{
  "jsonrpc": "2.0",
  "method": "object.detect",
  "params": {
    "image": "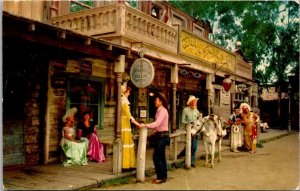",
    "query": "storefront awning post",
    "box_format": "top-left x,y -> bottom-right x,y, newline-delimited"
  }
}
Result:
206,73 -> 214,115
171,63 -> 178,133
113,55 -> 125,174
